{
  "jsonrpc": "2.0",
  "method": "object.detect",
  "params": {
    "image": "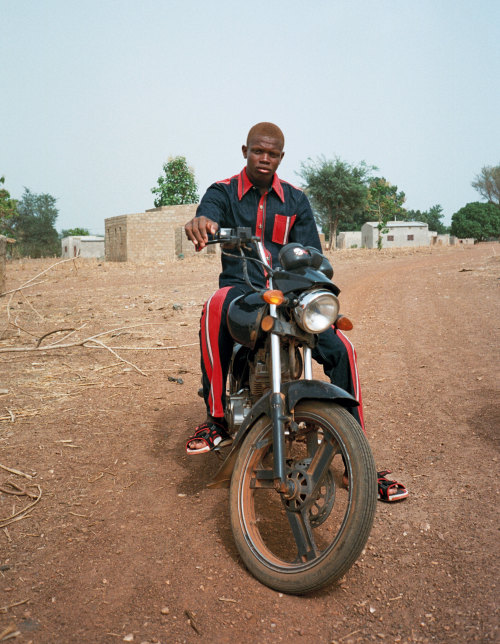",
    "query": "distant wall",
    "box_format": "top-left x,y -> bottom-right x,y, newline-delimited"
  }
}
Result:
337,231 -> 362,249
61,236 -> 104,258
104,205 -> 218,262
